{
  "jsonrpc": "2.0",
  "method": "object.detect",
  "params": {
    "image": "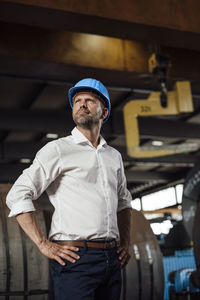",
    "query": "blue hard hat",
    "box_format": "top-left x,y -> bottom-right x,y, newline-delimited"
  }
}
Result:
68,78 -> 111,123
